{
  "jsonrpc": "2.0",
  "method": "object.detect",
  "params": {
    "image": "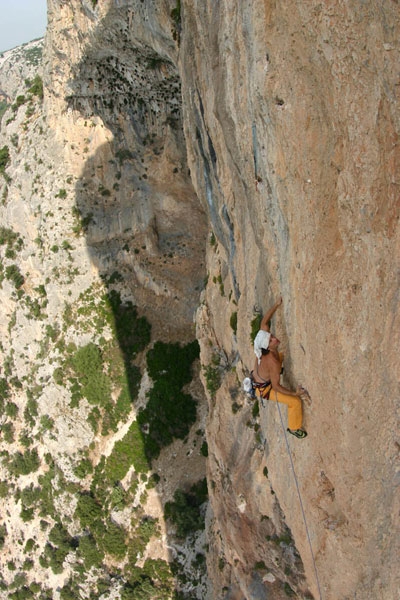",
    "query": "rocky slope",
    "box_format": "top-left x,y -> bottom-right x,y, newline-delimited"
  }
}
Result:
0,4 -> 209,599
0,1 -> 399,600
